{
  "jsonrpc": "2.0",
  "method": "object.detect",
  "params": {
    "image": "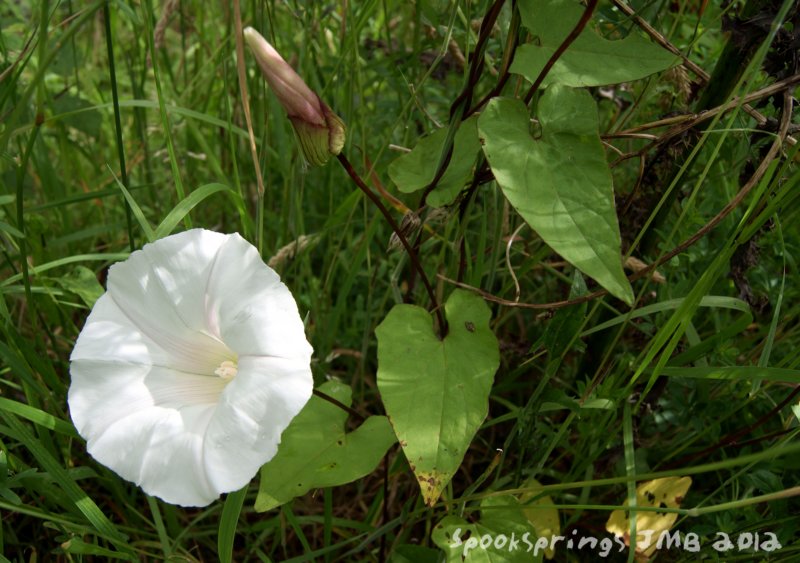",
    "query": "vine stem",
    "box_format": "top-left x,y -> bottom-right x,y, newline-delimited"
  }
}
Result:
420,0 -> 508,206
337,153 -> 447,337
312,389 -> 365,421
667,384 -> 800,469
523,0 -> 599,105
